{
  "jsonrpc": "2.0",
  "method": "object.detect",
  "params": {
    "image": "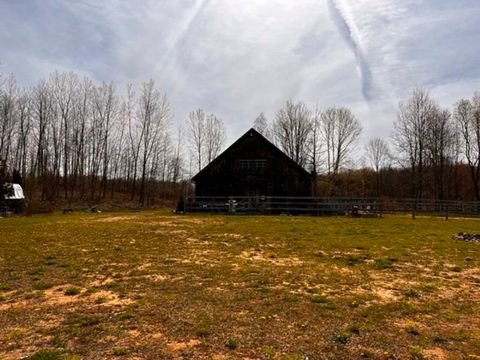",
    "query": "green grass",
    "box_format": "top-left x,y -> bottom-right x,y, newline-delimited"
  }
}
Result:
64,286 -> 81,296
28,350 -> 62,360
226,338 -> 238,350
1,211 -> 480,359
112,348 -> 128,356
